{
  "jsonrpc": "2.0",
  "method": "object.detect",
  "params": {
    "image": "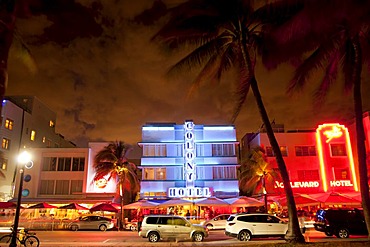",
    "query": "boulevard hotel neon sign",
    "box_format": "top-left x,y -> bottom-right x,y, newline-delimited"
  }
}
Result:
274,123 -> 358,192
316,123 -> 358,192
168,121 -> 211,198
